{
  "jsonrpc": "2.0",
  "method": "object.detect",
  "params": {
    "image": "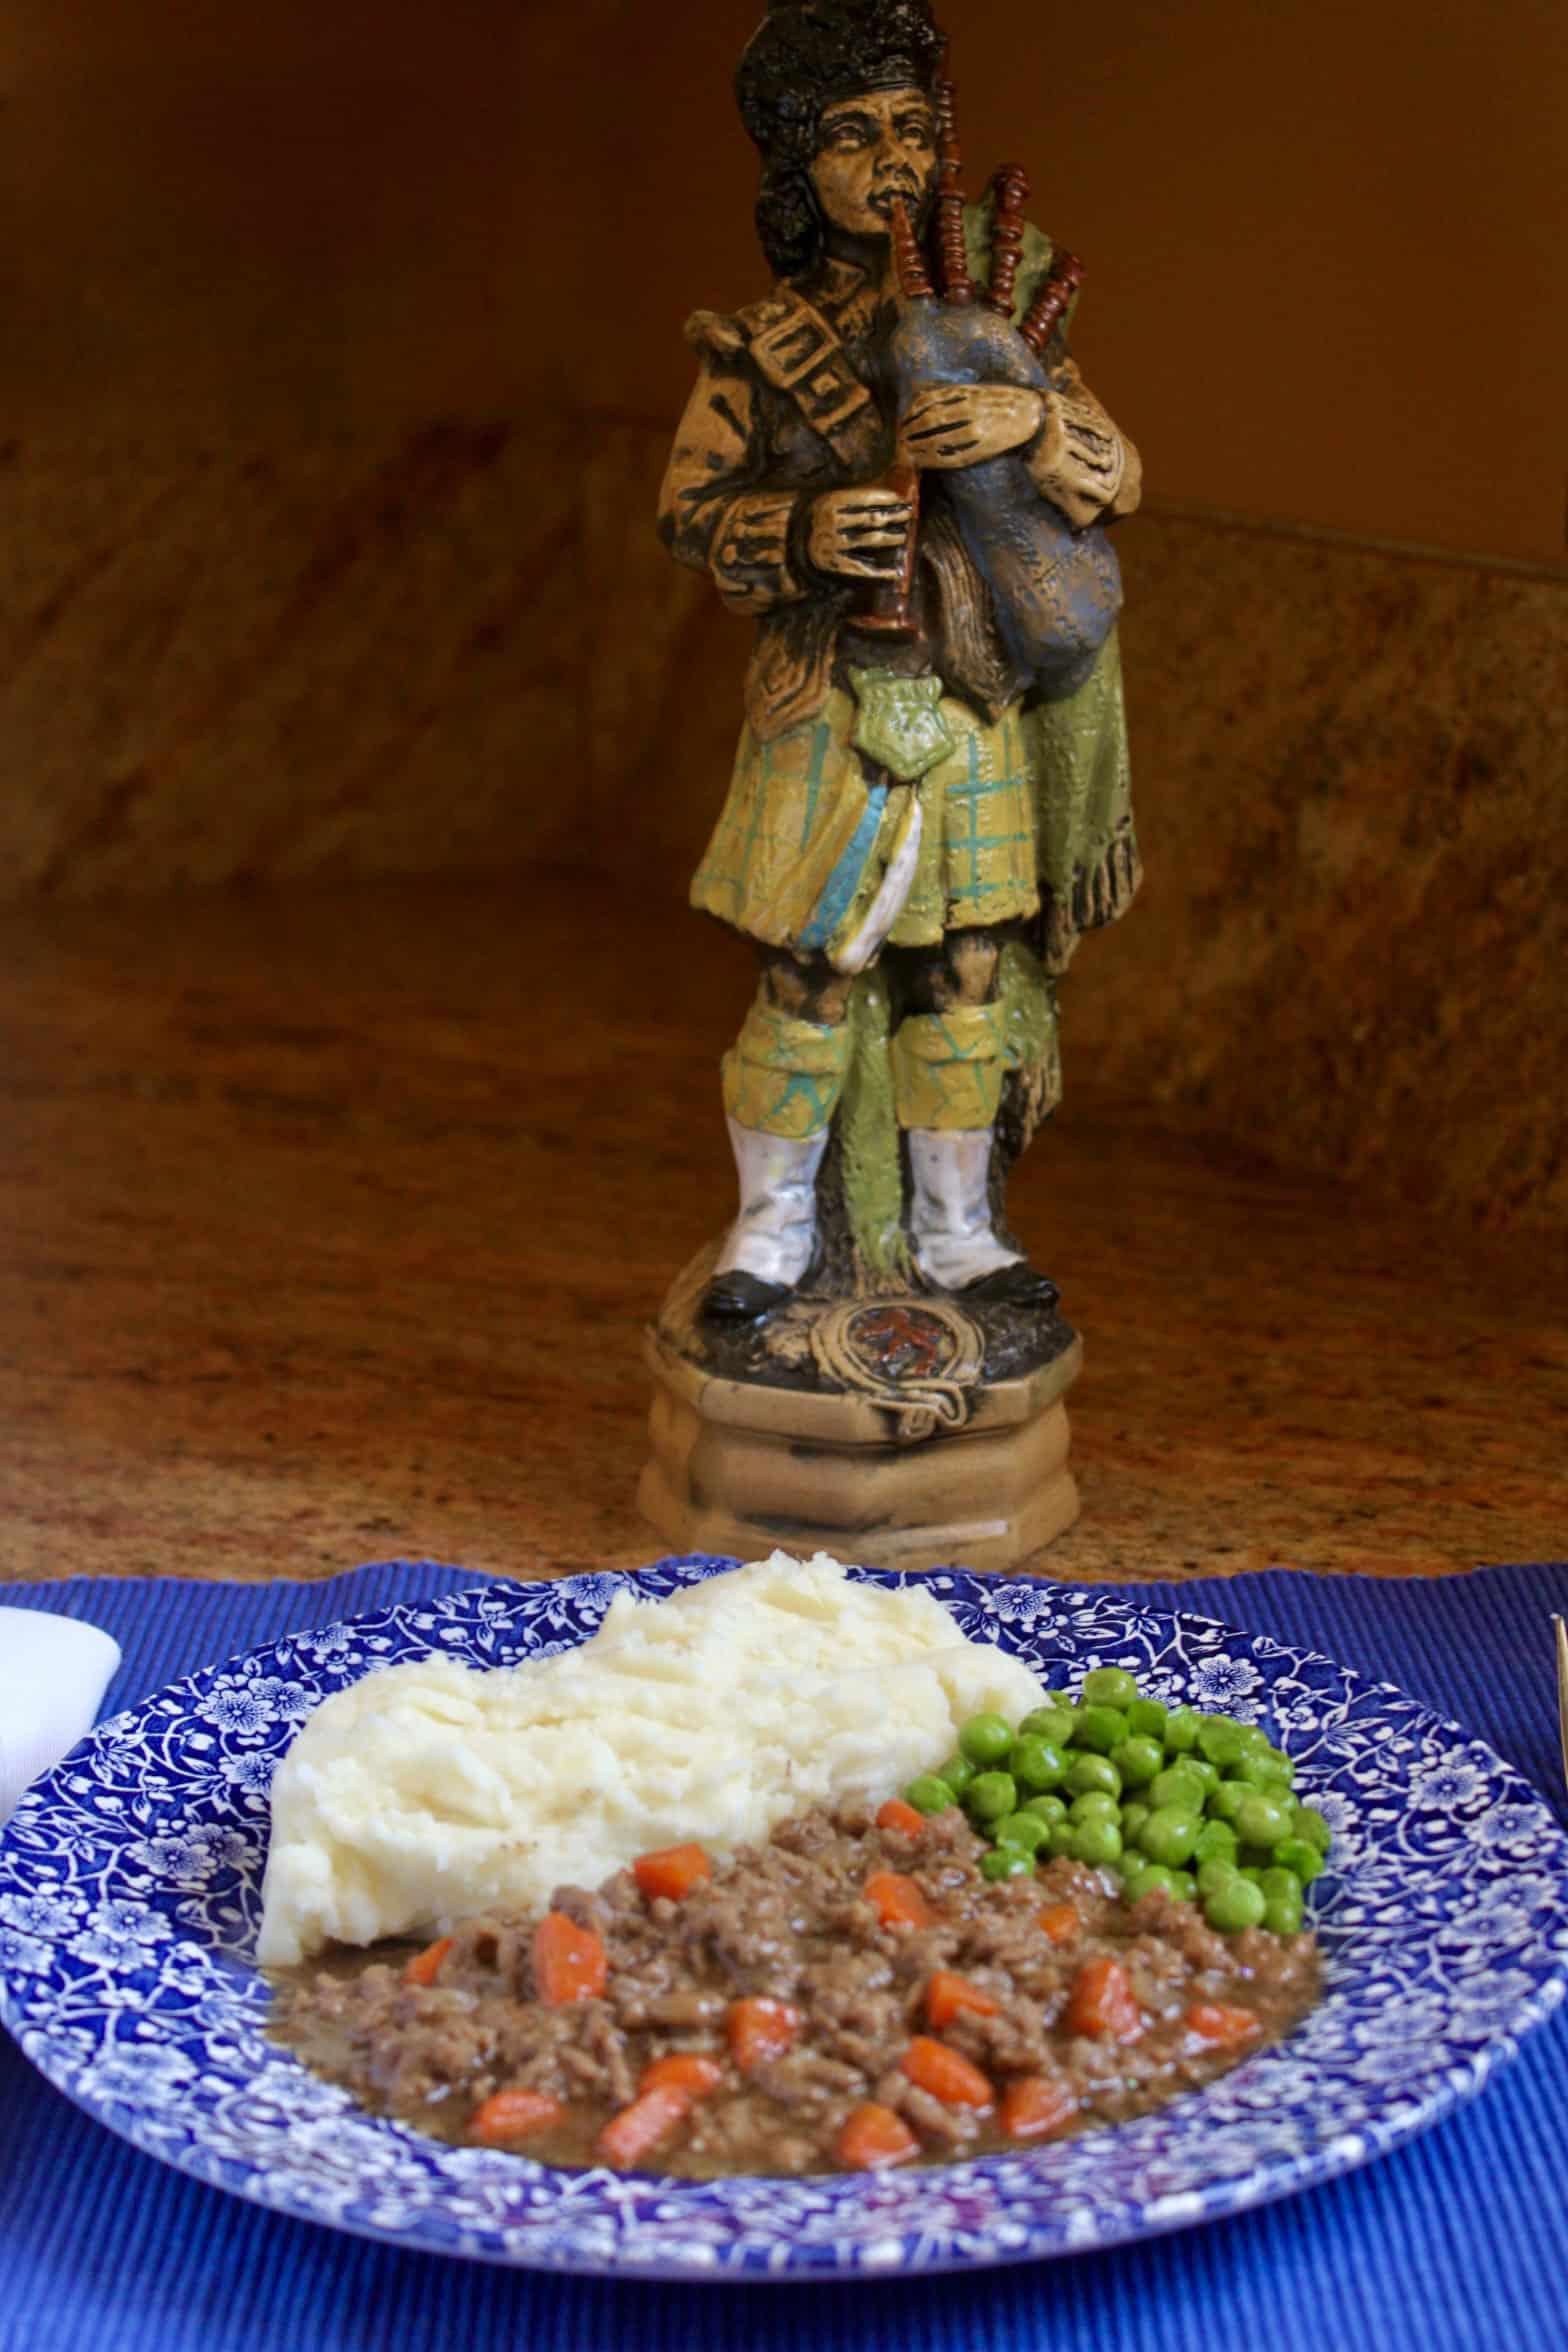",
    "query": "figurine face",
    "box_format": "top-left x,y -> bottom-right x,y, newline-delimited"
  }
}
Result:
811,87 -> 937,241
